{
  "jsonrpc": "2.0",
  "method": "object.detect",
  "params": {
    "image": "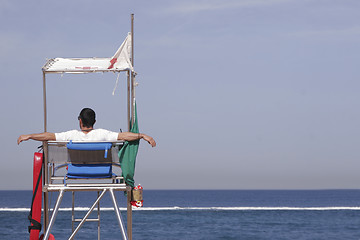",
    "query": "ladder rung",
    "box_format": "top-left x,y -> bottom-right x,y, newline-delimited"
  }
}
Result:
73,218 -> 100,222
